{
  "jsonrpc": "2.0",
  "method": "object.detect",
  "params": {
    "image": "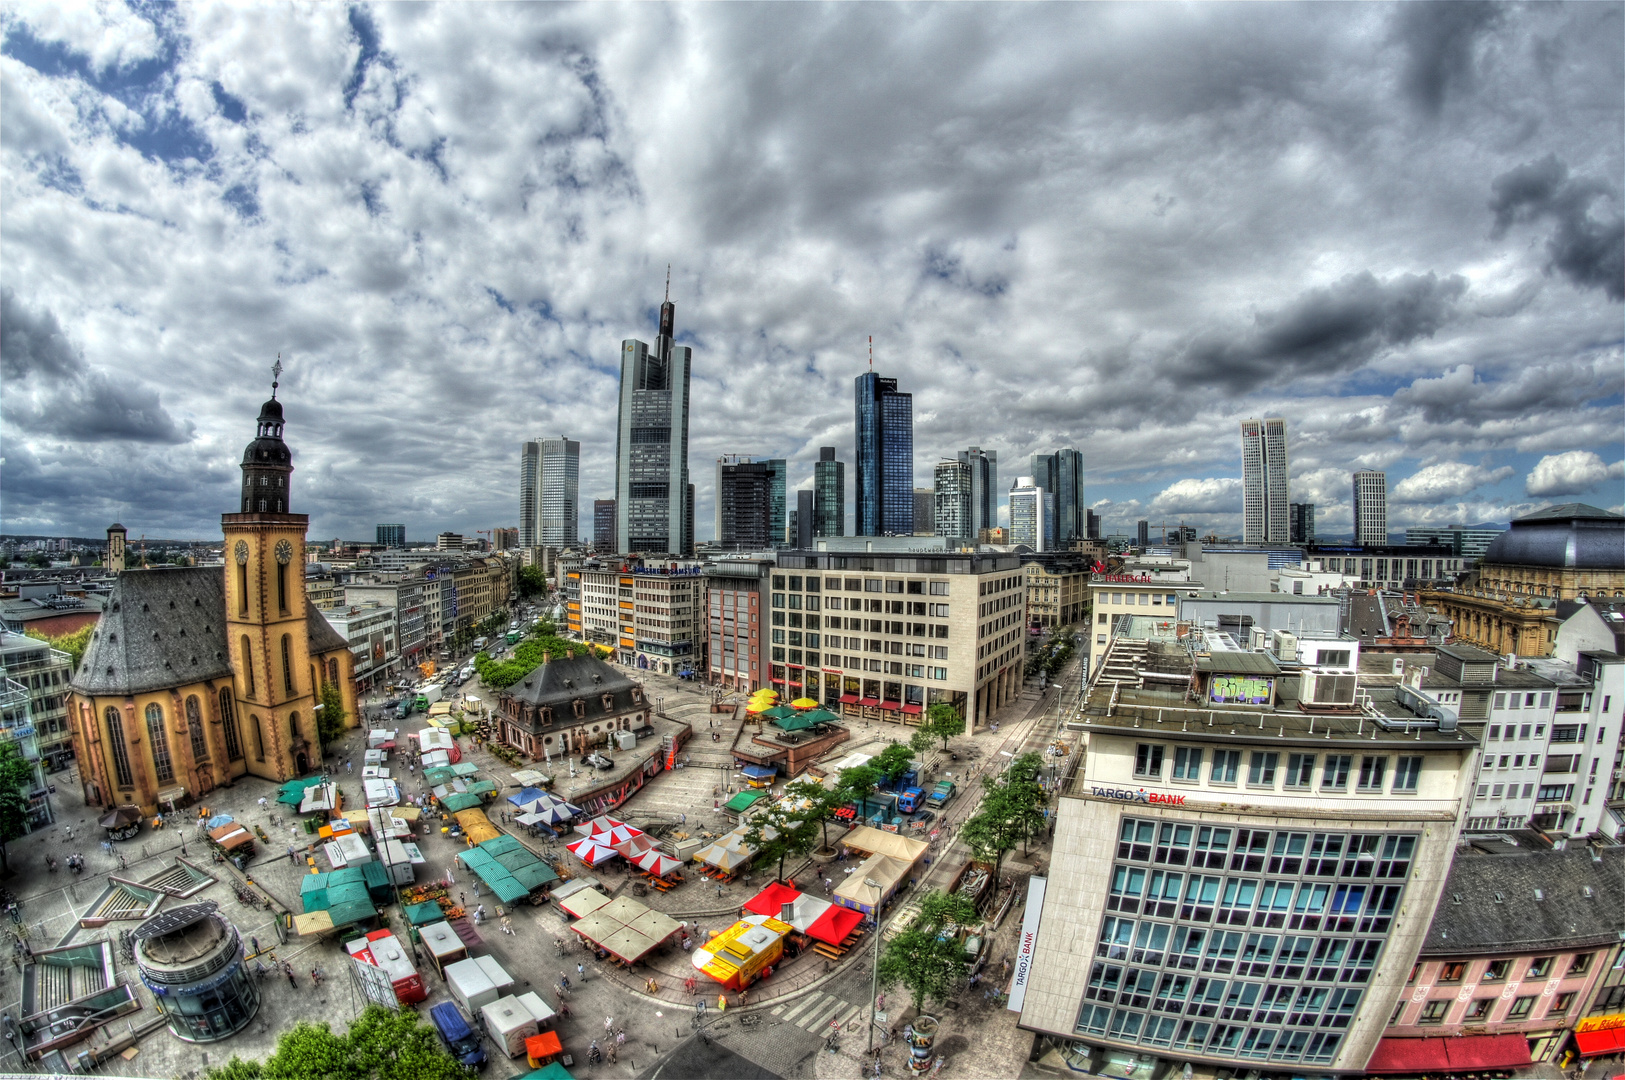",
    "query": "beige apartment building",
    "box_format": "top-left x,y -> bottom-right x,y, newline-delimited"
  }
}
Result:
576,559 -> 704,675
1086,563 -> 1205,677
1021,553 -> 1092,630
769,550 -> 1026,728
